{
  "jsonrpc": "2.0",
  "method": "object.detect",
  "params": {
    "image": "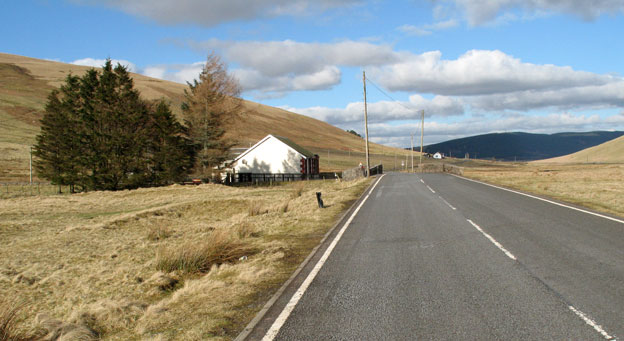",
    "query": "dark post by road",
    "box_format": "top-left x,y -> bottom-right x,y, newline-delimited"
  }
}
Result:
316,192 -> 324,208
